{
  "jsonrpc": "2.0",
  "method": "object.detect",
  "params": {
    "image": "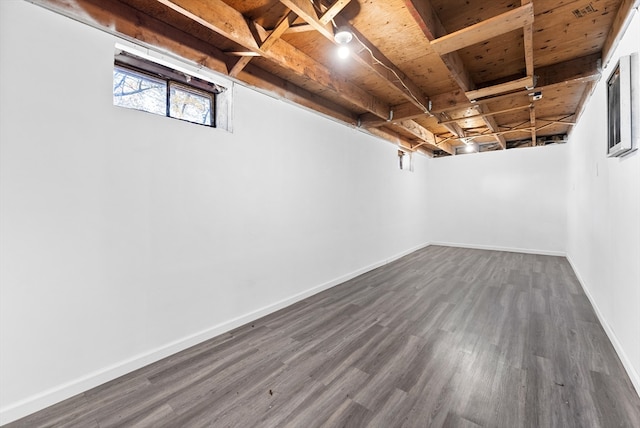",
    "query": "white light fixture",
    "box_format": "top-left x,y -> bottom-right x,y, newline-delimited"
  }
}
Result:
334,26 -> 353,44
464,144 -> 475,153
337,45 -> 350,59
